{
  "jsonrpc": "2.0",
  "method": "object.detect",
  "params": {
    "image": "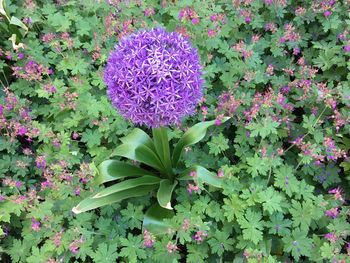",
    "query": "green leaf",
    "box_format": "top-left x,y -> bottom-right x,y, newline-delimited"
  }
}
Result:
208,231 -> 234,256
120,128 -> 155,151
282,228 -> 313,261
258,187 -> 283,214
178,165 -> 223,188
9,16 -> 28,34
143,204 -> 174,235
237,209 -> 264,245
265,213 -> 292,236
95,160 -> 152,185
247,117 -> 279,139
207,133 -> 229,156
72,184 -> 157,214
120,235 -> 147,263
91,244 -> 118,263
0,0 -> 10,20
157,179 -> 178,209
246,155 -> 270,177
114,143 -> 165,173
152,127 -> 173,176
172,117 -> 230,166
93,176 -> 161,198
